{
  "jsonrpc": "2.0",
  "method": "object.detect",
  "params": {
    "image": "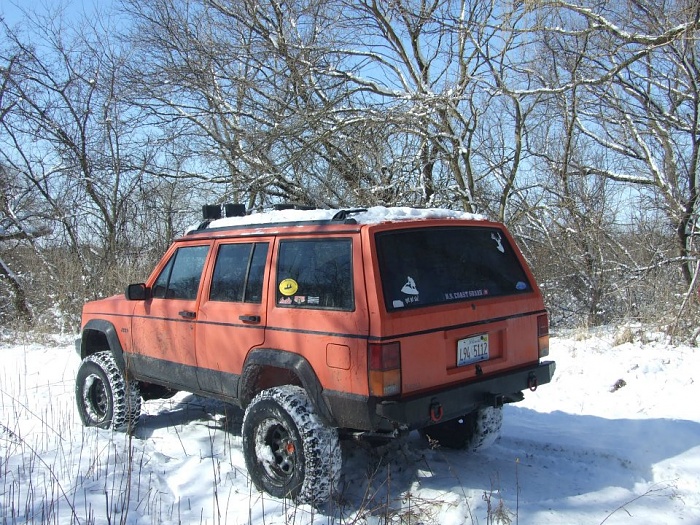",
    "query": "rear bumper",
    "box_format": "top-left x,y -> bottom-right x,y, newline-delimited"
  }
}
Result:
324,360 -> 556,432
377,360 -> 556,430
